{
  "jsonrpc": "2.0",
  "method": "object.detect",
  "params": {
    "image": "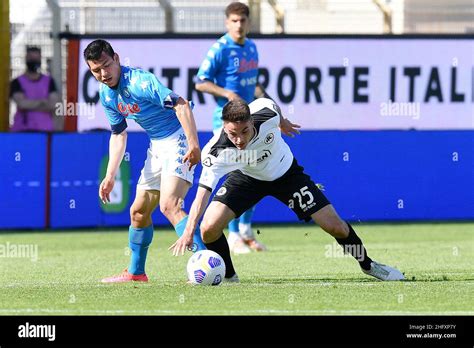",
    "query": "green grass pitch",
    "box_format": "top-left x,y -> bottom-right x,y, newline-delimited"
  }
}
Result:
0,223 -> 472,315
